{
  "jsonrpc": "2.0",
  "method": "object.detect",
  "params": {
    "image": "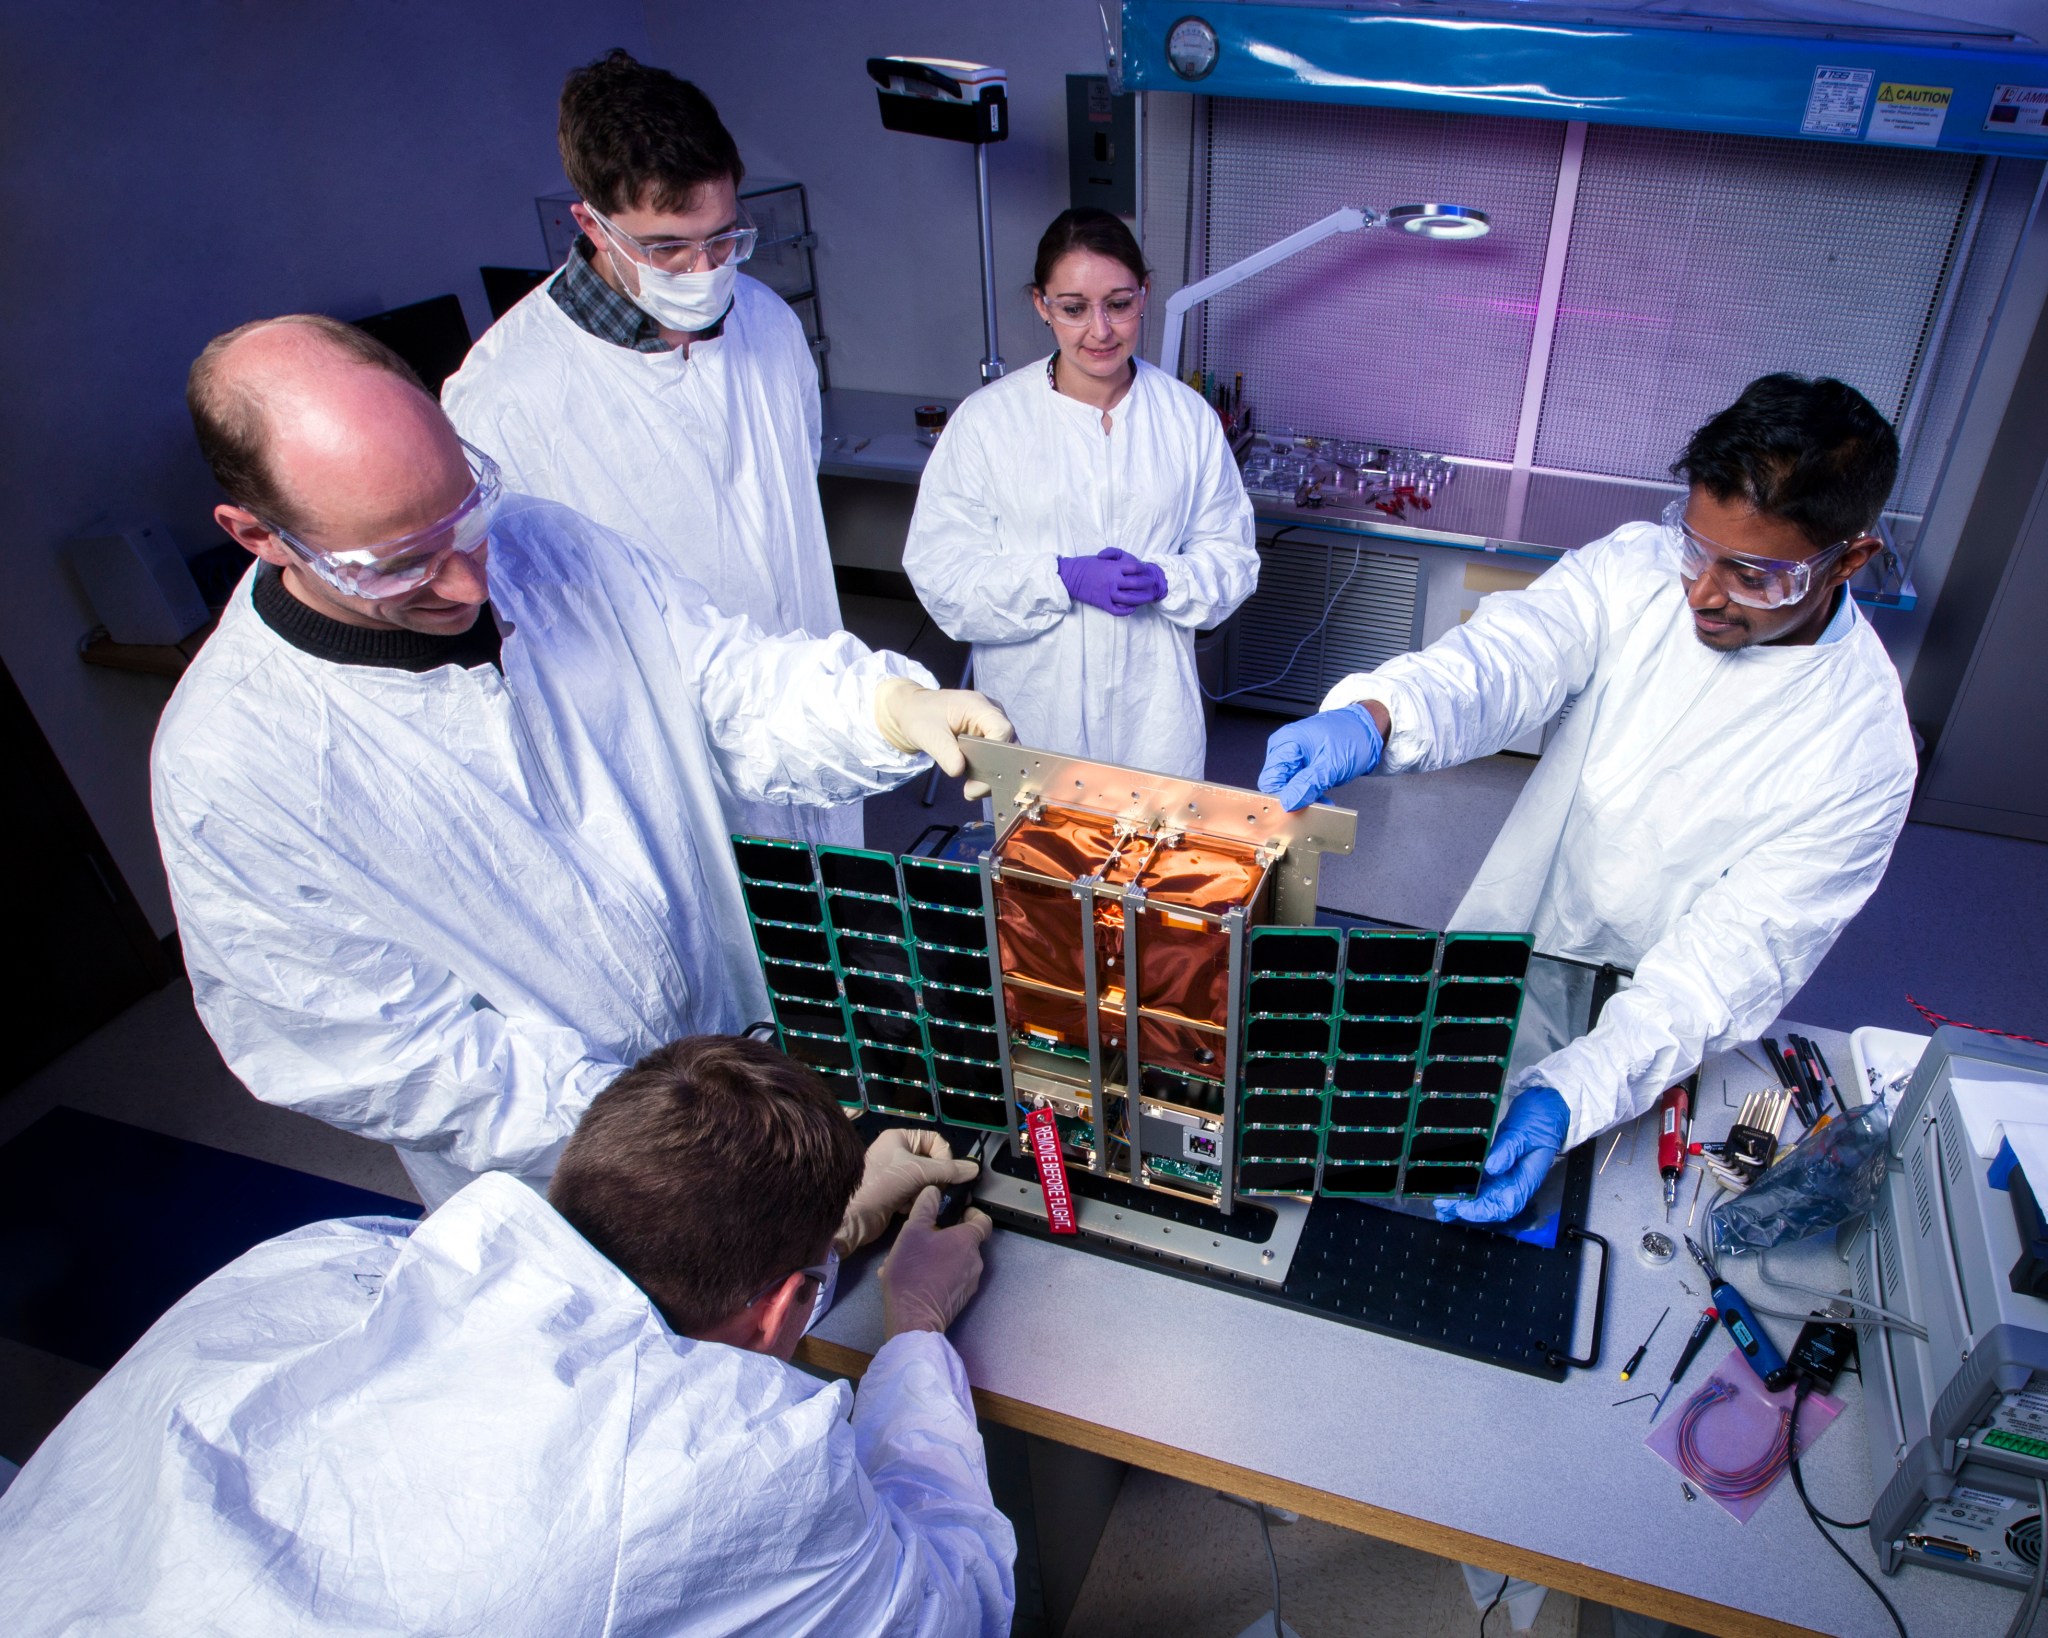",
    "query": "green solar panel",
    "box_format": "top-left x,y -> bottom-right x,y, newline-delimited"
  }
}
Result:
732,837 -> 1007,1131
733,835 -> 1533,1197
